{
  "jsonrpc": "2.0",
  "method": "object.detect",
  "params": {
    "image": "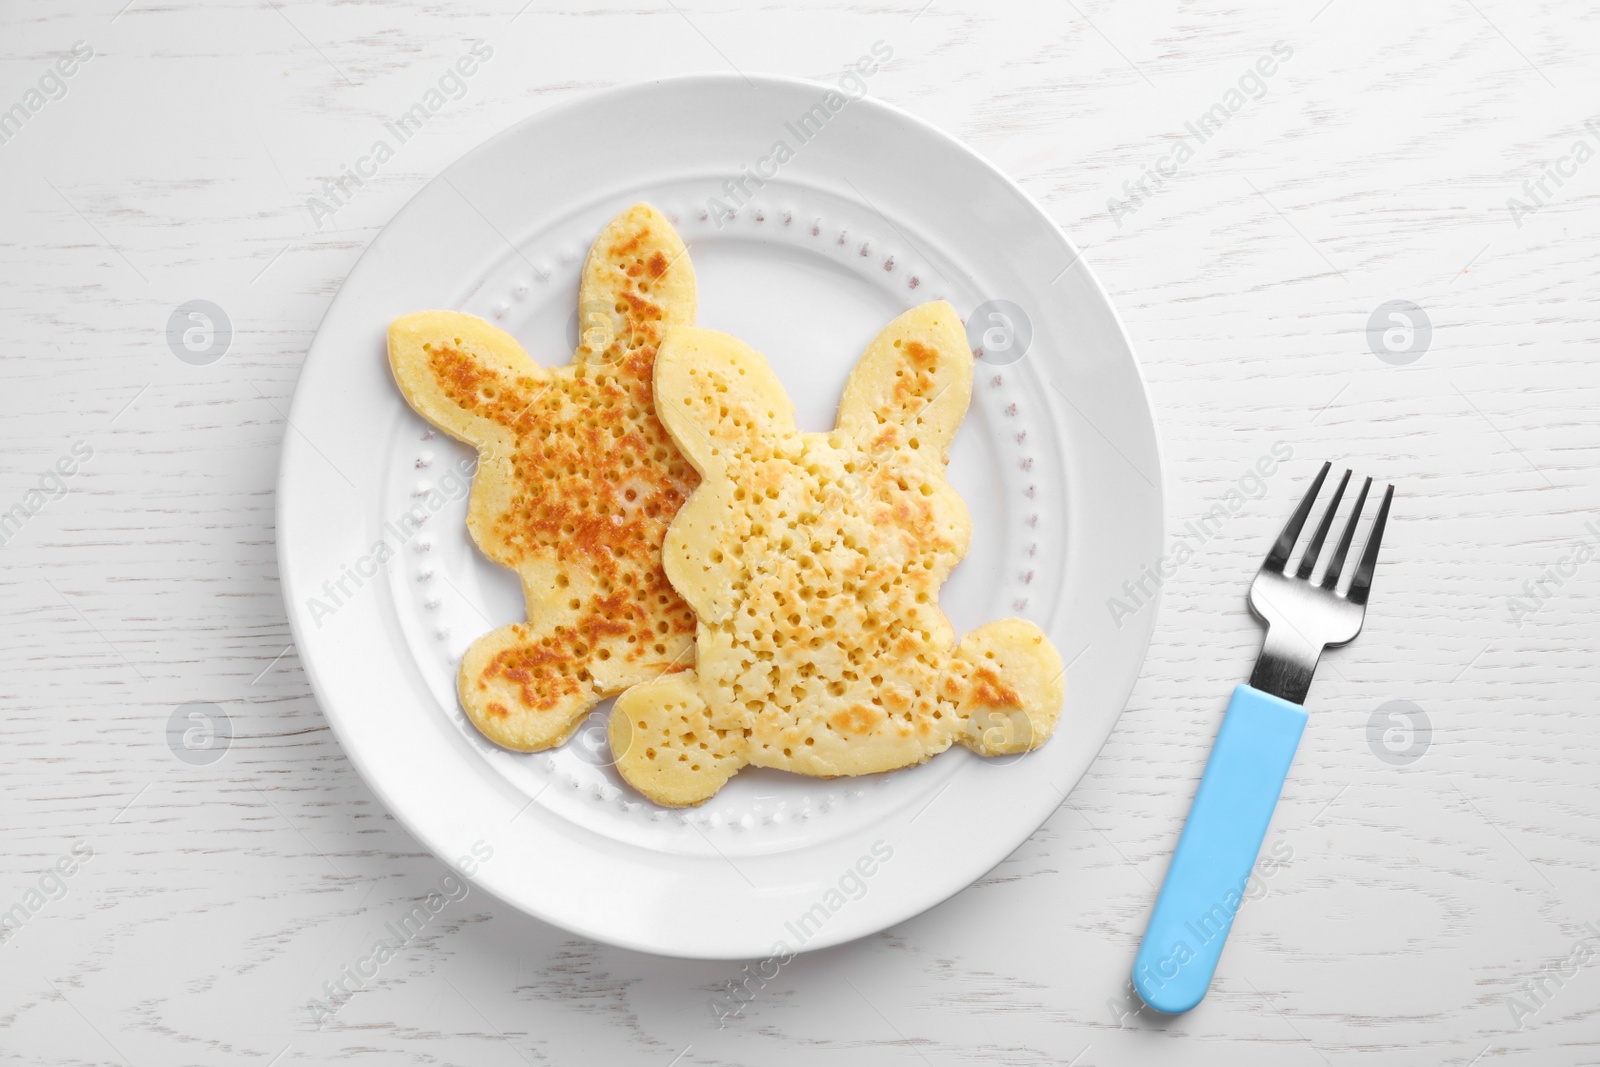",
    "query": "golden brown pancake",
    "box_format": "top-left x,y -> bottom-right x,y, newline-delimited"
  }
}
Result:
388,204 -> 699,751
